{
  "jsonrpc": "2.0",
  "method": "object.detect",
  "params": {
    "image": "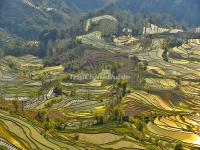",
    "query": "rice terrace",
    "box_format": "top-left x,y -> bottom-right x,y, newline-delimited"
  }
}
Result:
0,0 -> 200,150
